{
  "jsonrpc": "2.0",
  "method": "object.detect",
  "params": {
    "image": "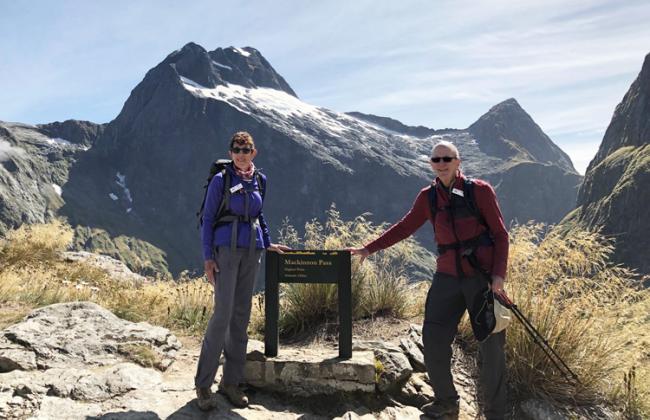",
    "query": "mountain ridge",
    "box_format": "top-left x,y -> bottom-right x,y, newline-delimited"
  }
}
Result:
2,43 -> 582,276
567,52 -> 650,274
